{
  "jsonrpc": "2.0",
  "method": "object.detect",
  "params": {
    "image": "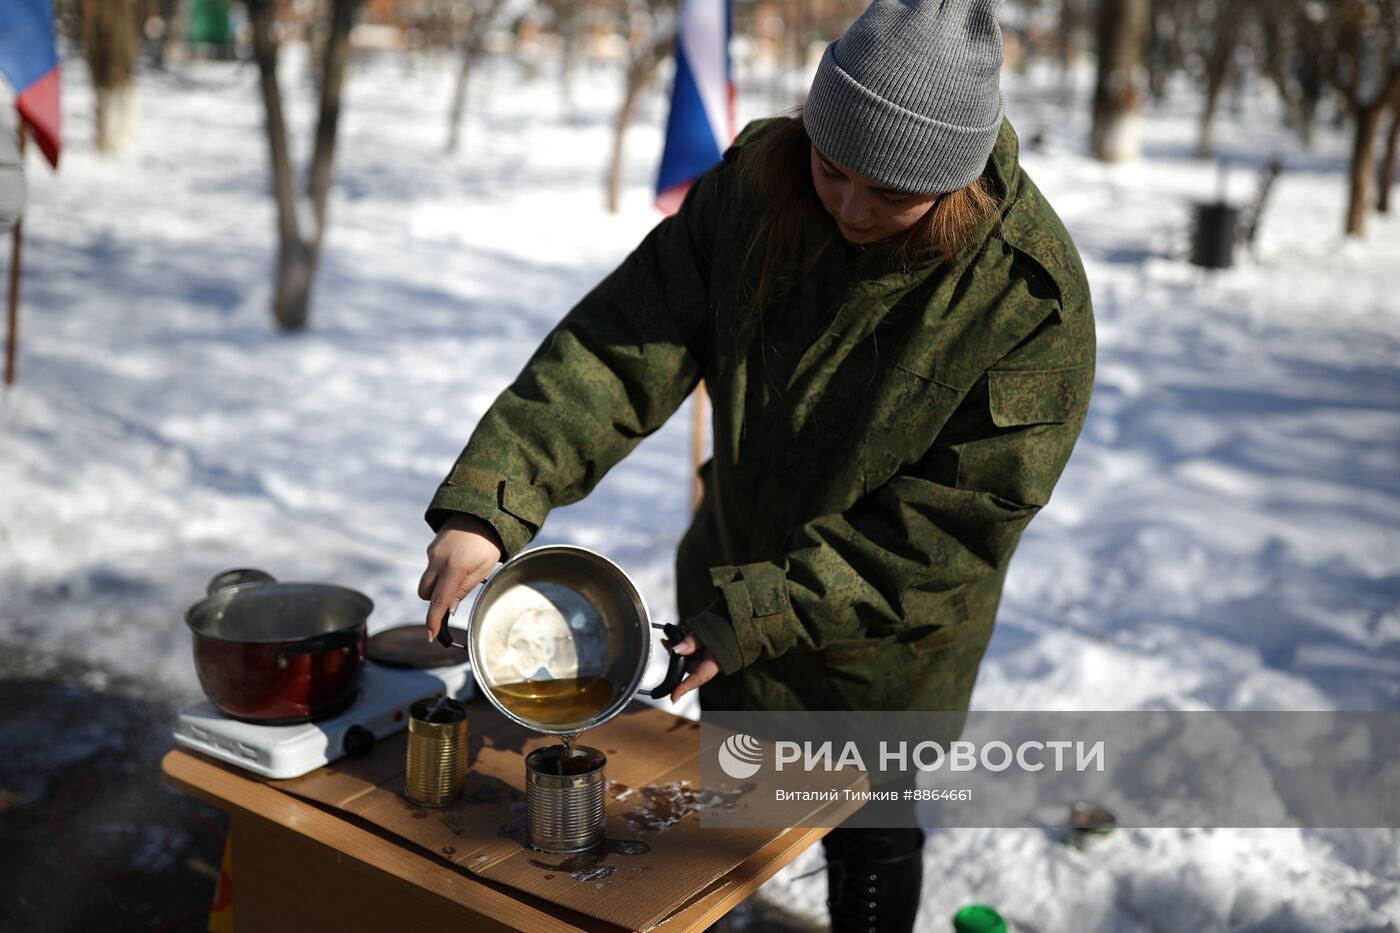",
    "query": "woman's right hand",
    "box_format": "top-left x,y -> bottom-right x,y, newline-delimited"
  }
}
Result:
419,513 -> 504,642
